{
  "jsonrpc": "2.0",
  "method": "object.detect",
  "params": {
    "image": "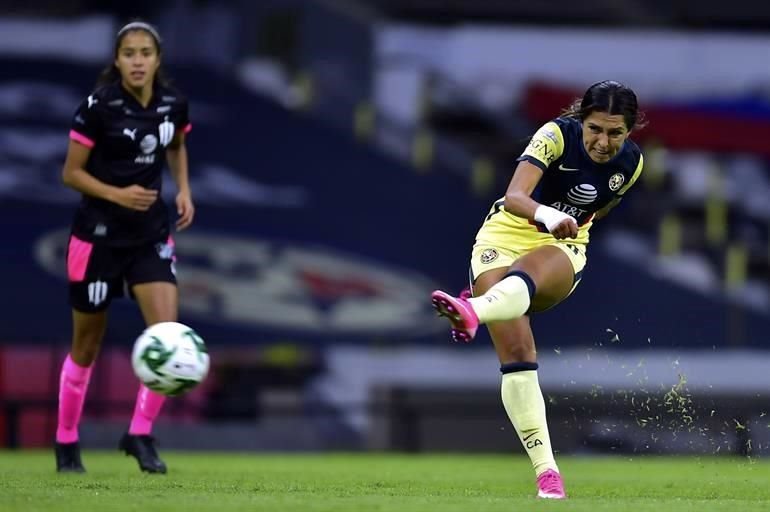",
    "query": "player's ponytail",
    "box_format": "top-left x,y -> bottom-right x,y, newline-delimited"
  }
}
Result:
560,99 -> 584,121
